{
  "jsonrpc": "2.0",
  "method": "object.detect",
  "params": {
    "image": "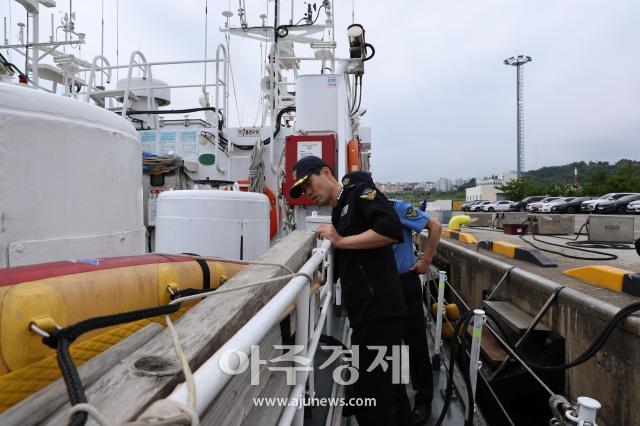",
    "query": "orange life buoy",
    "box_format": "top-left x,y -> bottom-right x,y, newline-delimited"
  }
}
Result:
347,139 -> 361,172
224,181 -> 279,239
